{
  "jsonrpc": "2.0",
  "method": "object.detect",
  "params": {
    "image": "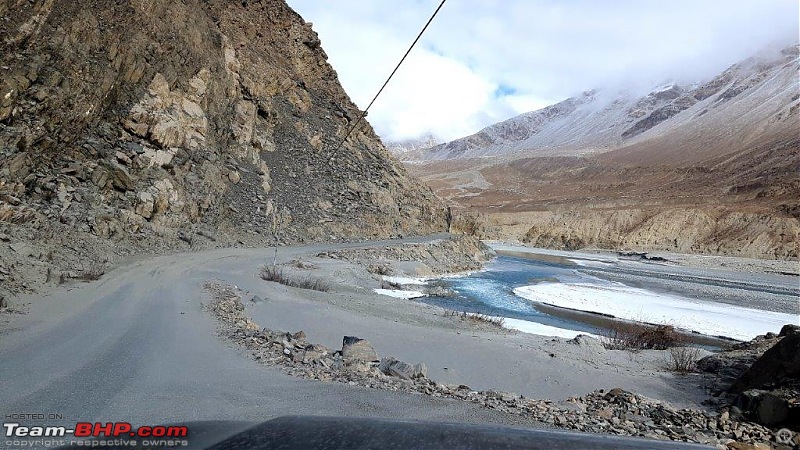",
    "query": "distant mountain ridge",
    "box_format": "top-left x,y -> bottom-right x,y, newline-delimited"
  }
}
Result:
384,134 -> 440,156
406,44 -> 799,162
402,44 -> 800,259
